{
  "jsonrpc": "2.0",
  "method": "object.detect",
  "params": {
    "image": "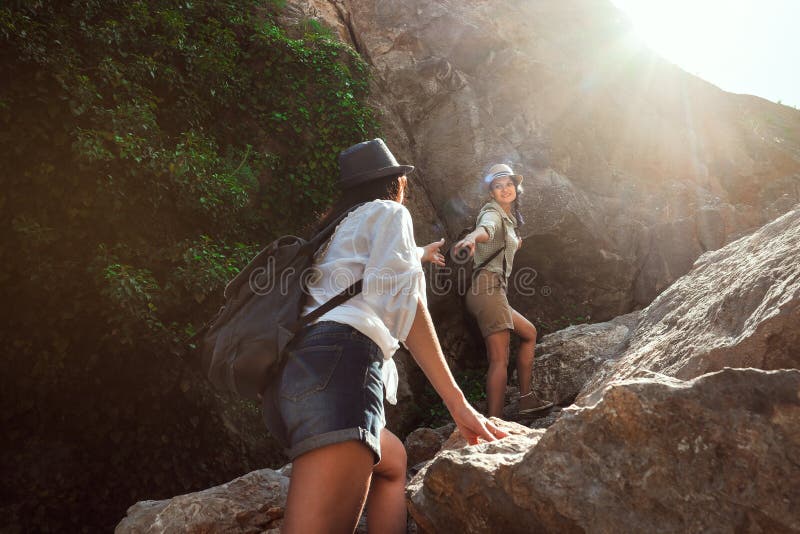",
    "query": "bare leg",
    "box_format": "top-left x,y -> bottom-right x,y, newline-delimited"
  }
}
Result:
512,309 -> 537,396
484,329 -> 510,418
366,429 -> 407,534
283,440 -> 374,534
